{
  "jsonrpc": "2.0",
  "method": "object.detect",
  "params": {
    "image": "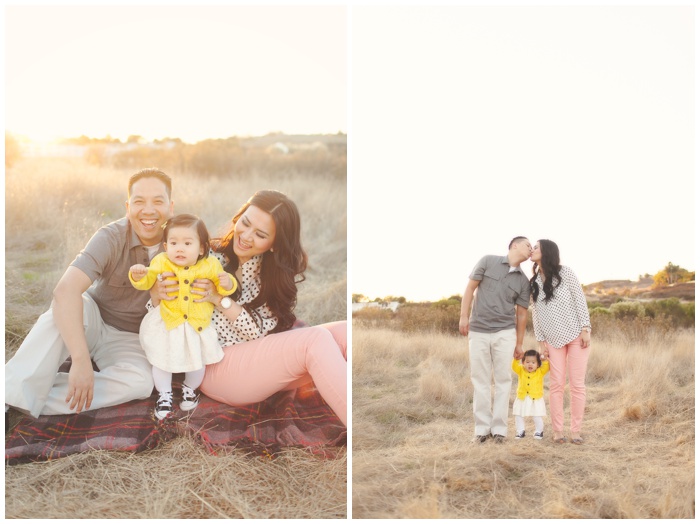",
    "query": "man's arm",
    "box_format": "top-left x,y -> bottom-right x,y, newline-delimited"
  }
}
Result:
513,304 -> 527,359
52,266 -> 94,413
458,279 -> 480,336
